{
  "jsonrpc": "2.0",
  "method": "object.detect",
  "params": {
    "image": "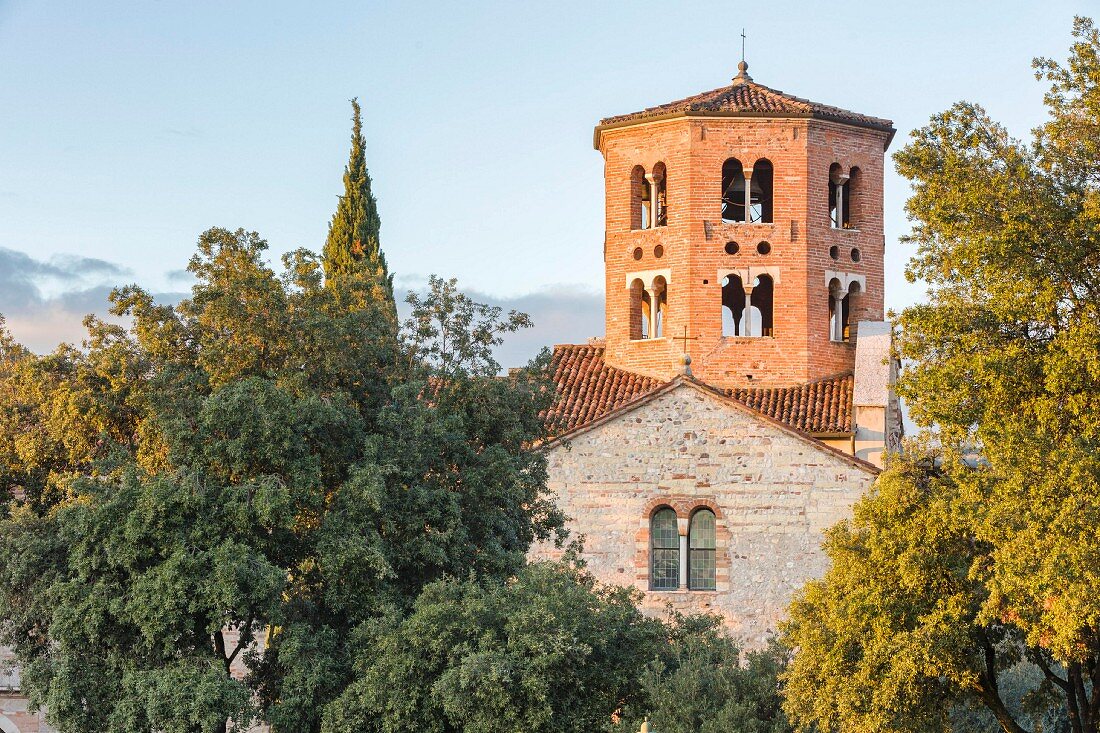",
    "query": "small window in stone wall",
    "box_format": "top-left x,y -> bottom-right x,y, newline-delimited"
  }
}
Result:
650,508 -> 679,590
689,509 -> 716,590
